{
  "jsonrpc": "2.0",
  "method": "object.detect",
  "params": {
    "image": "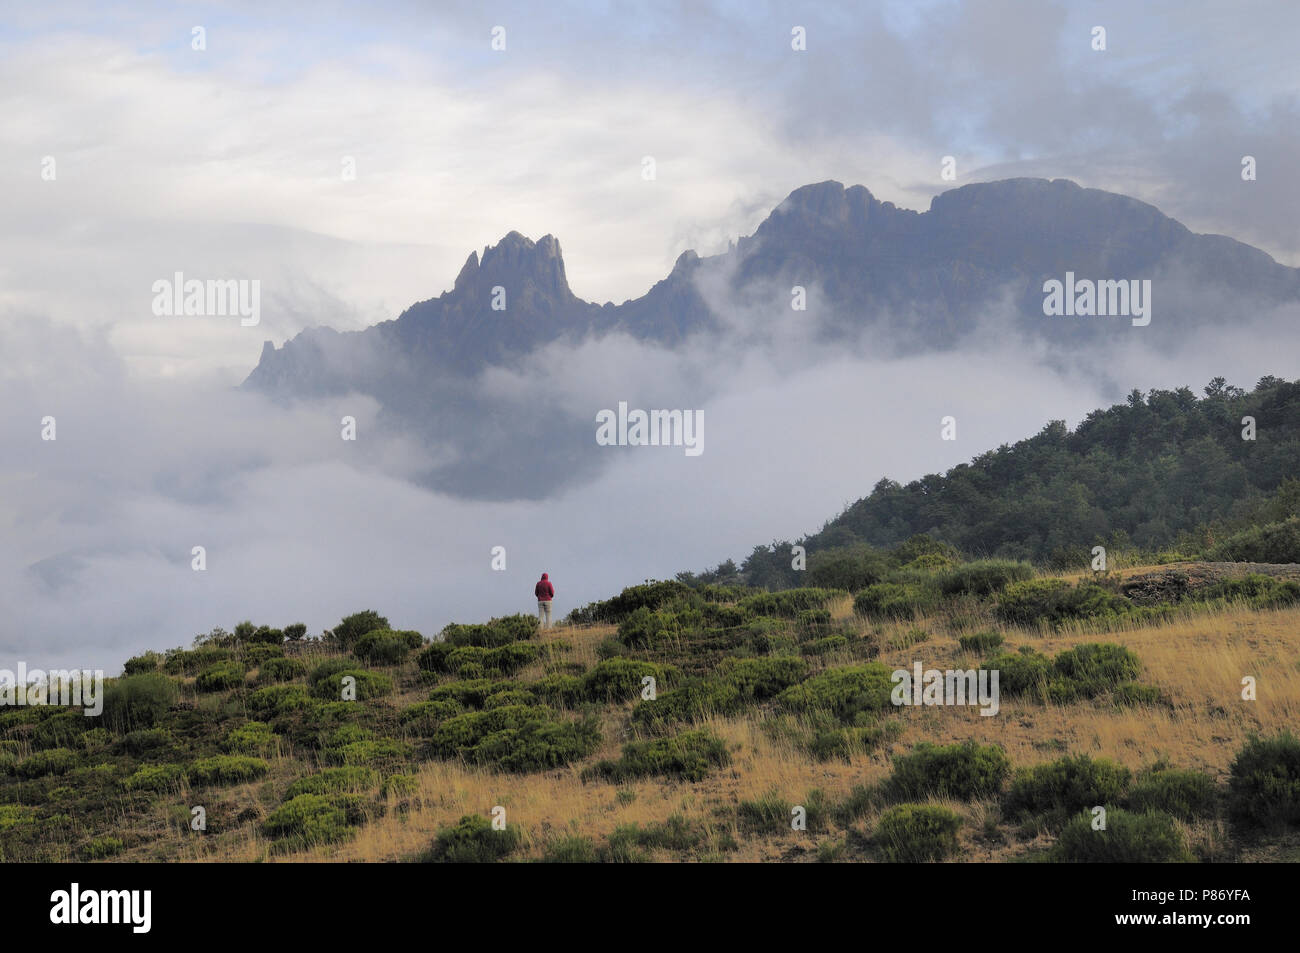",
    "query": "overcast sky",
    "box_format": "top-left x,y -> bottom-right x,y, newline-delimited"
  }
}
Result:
2,1 -> 1297,670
